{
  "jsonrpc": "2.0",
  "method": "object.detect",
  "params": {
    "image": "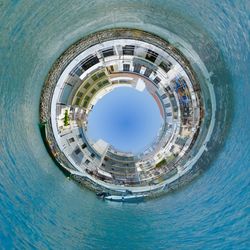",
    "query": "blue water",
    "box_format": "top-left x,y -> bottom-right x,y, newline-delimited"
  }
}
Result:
0,0 -> 249,249
87,87 -> 163,153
